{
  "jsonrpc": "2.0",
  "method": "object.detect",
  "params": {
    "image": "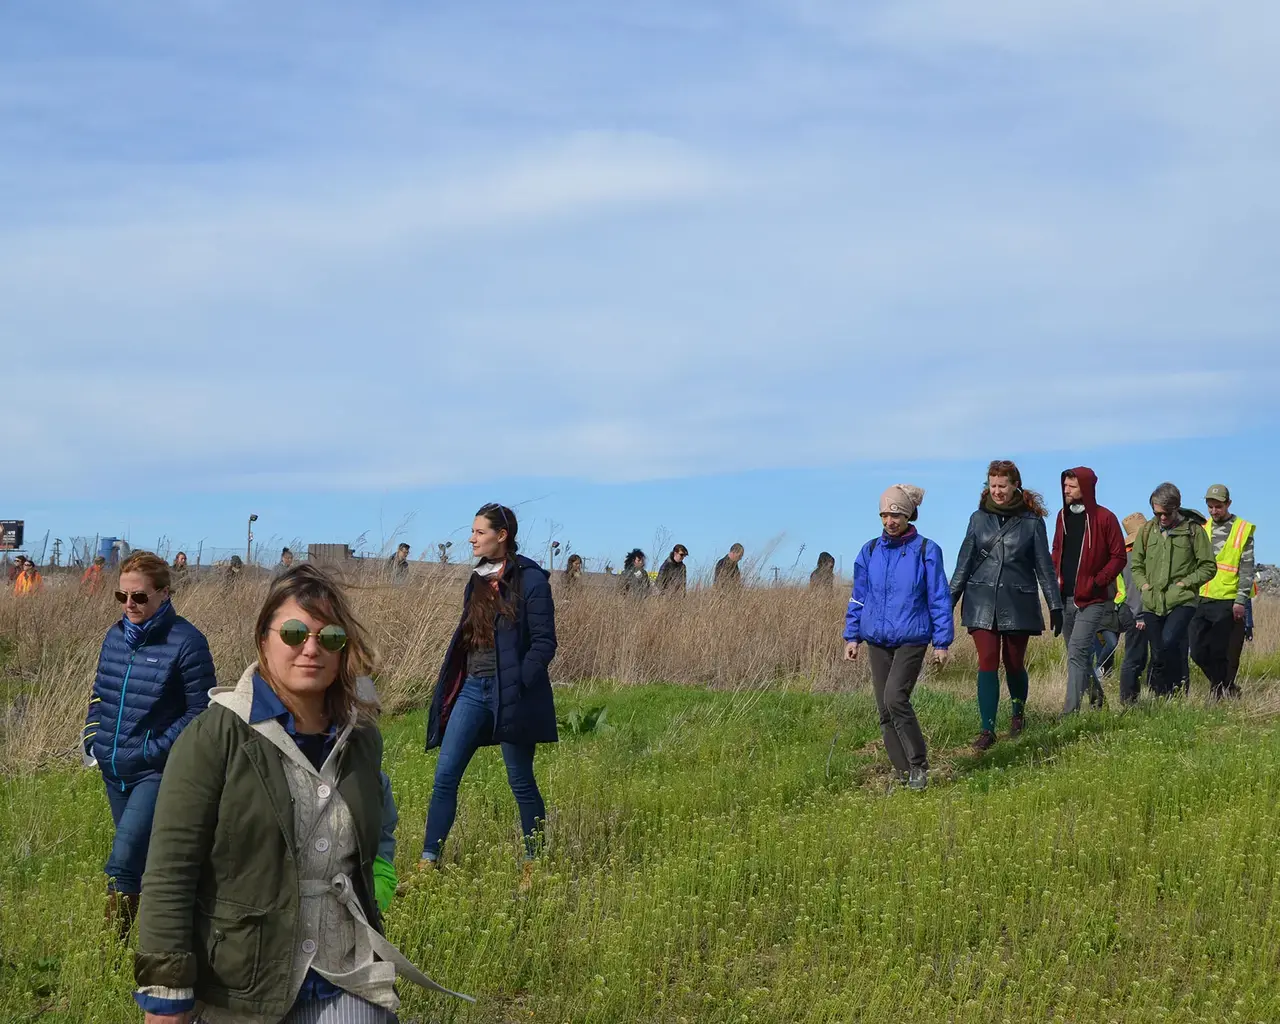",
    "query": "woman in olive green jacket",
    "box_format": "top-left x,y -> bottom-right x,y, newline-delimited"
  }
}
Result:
1129,482 -> 1216,697
134,565 -> 470,1024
